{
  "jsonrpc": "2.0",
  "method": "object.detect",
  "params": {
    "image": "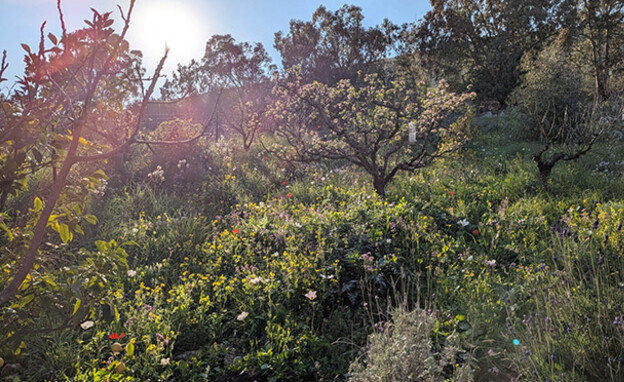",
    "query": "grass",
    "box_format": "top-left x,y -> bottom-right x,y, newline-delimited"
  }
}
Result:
1,113 -> 624,381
